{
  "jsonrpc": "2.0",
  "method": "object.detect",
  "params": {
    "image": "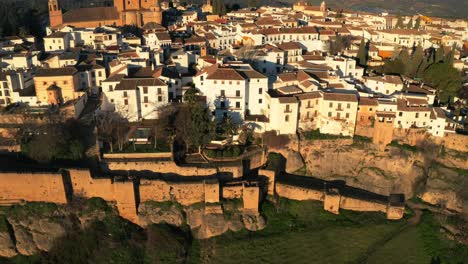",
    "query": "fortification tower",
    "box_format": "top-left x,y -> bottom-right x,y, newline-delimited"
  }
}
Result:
372,112 -> 395,151
114,0 -> 124,12
320,1 -> 327,17
47,85 -> 62,106
124,0 -> 141,10
48,0 -> 63,28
